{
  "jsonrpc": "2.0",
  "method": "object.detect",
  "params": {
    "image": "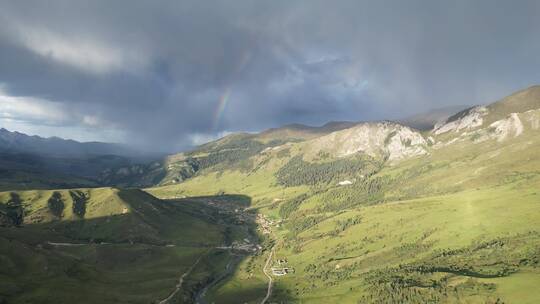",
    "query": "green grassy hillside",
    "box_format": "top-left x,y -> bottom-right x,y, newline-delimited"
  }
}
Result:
488,85 -> 540,121
101,122 -> 360,188
148,146 -> 540,303
146,86 -> 540,303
